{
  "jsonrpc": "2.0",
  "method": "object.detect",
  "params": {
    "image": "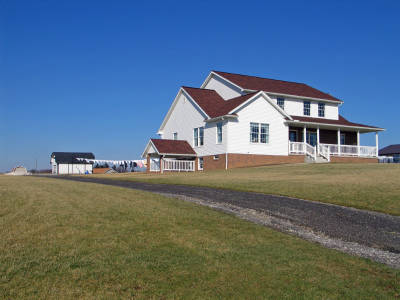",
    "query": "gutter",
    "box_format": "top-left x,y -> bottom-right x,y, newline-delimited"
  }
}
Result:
205,114 -> 238,123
